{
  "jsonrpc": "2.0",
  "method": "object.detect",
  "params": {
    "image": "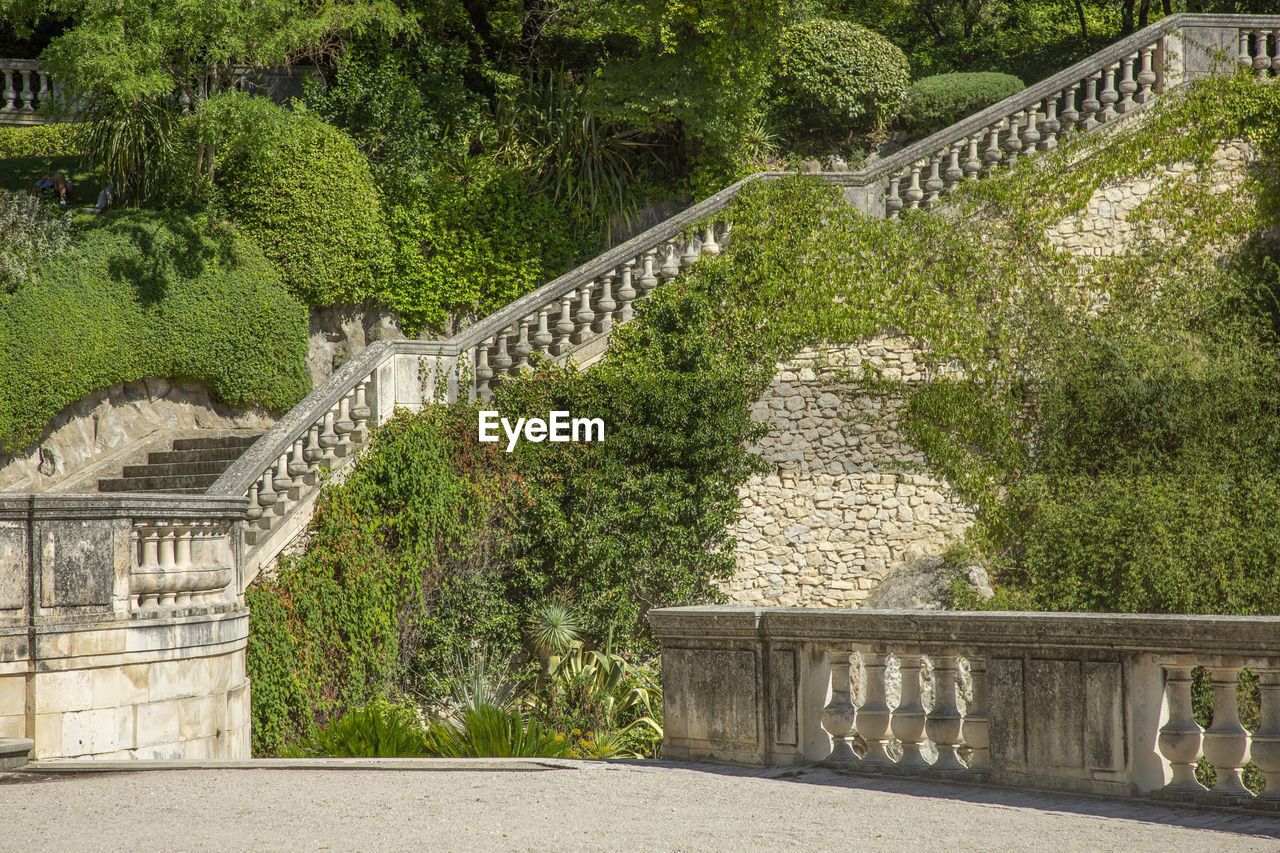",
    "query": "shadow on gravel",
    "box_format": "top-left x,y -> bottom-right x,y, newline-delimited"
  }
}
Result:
601,759 -> 1280,841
